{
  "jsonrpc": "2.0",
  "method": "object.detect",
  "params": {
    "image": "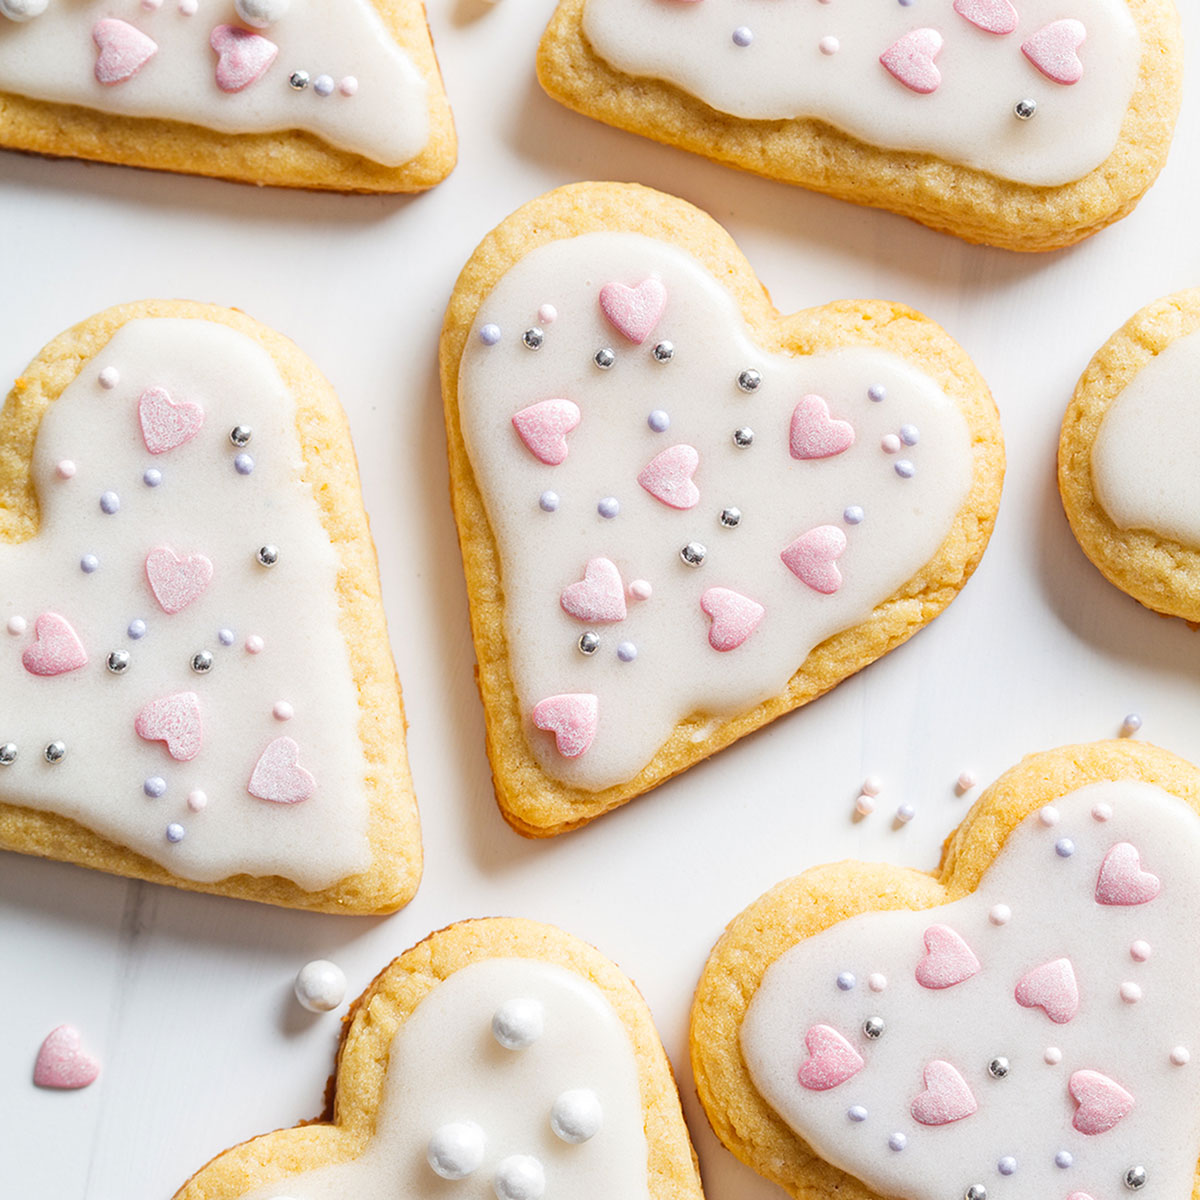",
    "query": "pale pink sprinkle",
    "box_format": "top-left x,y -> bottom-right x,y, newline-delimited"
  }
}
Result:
98,366 -> 119,389
1171,1046 -> 1190,1066
598,277 -> 668,345
56,460 -> 76,479
915,925 -> 980,990
1092,802 -> 1113,821
1130,940 -> 1152,962
956,770 -> 977,793
1015,958 -> 1079,1024
248,736 -> 315,804
1069,1069 -> 1134,1135
6,615 -> 26,636
22,612 -> 88,677
210,24 -> 278,93
881,433 -> 901,453
1045,1046 -> 1063,1065
862,775 -> 883,796
628,579 -> 652,601
855,794 -> 876,816
819,36 -> 839,55
246,635 -> 264,654
338,76 -> 358,96
186,789 -> 208,812
953,0 -> 1019,35
1038,805 -> 1059,826
92,18 -> 158,85
988,904 -> 1011,926
1119,982 -> 1142,1004
273,701 -> 294,721
1096,842 -> 1161,906
868,973 -> 887,992
33,1025 -> 100,1090
797,1025 -> 864,1091
1022,18 -> 1086,86
910,1060 -> 977,1126
179,0 -> 197,12
538,304 -> 557,325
